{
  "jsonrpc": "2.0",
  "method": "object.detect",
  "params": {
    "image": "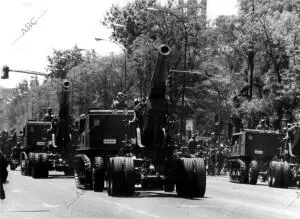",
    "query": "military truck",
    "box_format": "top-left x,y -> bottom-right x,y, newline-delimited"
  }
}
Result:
20,121 -> 52,177
267,126 -> 300,188
20,80 -> 73,178
229,129 -> 283,185
74,108 -> 134,192
104,44 -> 206,197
